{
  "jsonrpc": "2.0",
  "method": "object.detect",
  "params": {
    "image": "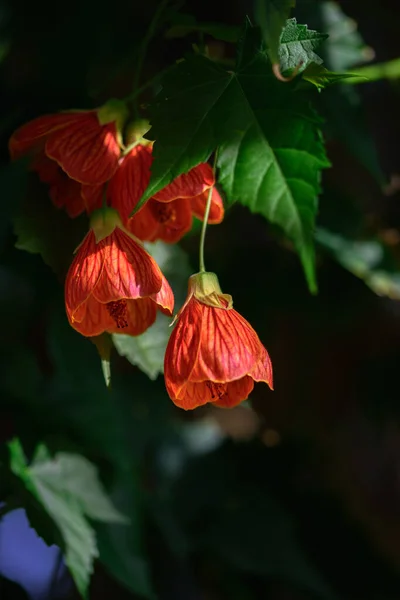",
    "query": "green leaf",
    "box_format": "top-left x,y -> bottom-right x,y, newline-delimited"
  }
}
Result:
316,228 -> 400,300
254,0 -> 296,64
113,242 -> 191,379
143,22 -> 329,291
112,314 -> 171,380
9,438 -> 127,599
302,62 -> 364,90
278,18 -> 328,74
